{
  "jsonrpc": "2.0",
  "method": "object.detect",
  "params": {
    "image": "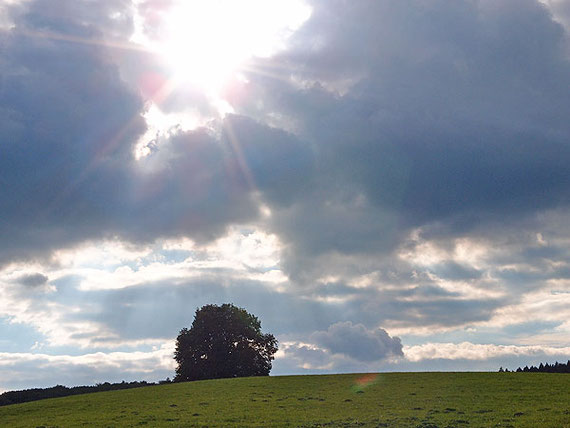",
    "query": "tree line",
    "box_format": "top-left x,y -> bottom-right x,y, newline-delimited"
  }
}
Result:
499,360 -> 570,373
0,380 -> 171,407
